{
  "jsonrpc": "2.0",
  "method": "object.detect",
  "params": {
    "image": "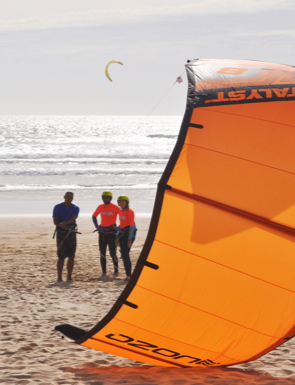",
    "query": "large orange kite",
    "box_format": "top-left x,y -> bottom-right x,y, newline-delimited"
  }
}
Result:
56,59 -> 295,367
